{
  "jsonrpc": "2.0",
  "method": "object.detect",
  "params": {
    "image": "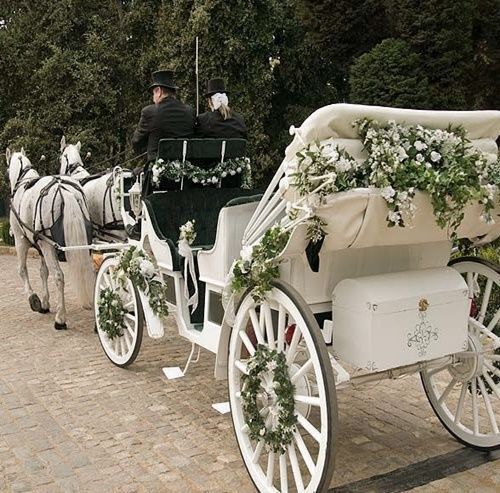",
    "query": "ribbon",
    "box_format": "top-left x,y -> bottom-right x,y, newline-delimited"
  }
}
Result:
211,92 -> 229,110
178,239 -> 199,313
